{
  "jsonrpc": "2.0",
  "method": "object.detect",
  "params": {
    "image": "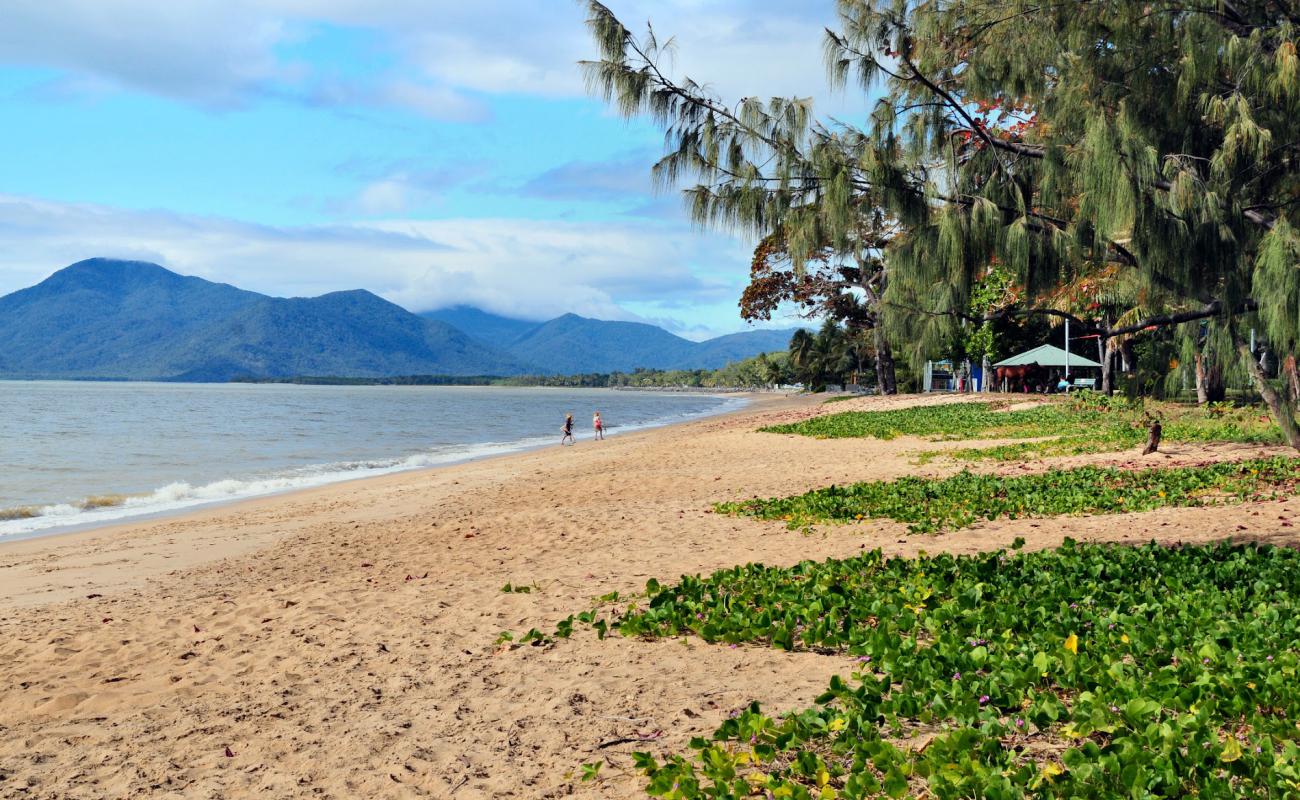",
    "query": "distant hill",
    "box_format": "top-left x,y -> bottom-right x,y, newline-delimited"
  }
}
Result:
691,328 -> 800,366
0,259 -> 528,381
422,305 -> 543,347
0,259 -> 802,381
508,314 -> 698,373
420,308 -> 801,373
